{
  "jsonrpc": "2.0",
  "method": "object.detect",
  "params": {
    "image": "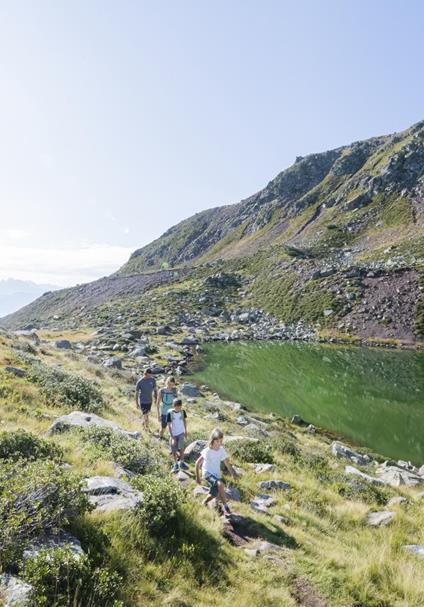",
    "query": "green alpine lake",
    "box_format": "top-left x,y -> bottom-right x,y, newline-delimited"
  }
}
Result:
193,341 -> 424,464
